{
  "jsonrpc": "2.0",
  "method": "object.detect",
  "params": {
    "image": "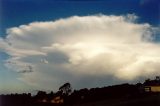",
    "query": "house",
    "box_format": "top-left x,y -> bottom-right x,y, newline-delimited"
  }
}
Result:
144,76 -> 160,92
